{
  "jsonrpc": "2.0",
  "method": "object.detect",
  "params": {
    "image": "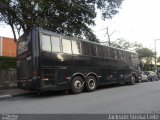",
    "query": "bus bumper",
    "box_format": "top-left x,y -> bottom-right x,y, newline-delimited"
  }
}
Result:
17,79 -> 40,90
